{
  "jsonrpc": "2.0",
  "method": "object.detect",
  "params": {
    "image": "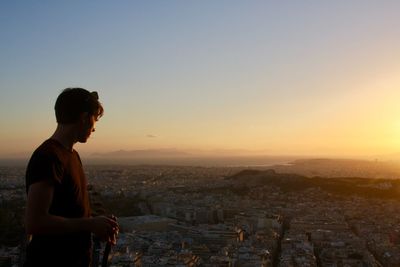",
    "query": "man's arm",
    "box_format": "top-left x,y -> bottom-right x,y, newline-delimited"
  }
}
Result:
25,181 -> 118,242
